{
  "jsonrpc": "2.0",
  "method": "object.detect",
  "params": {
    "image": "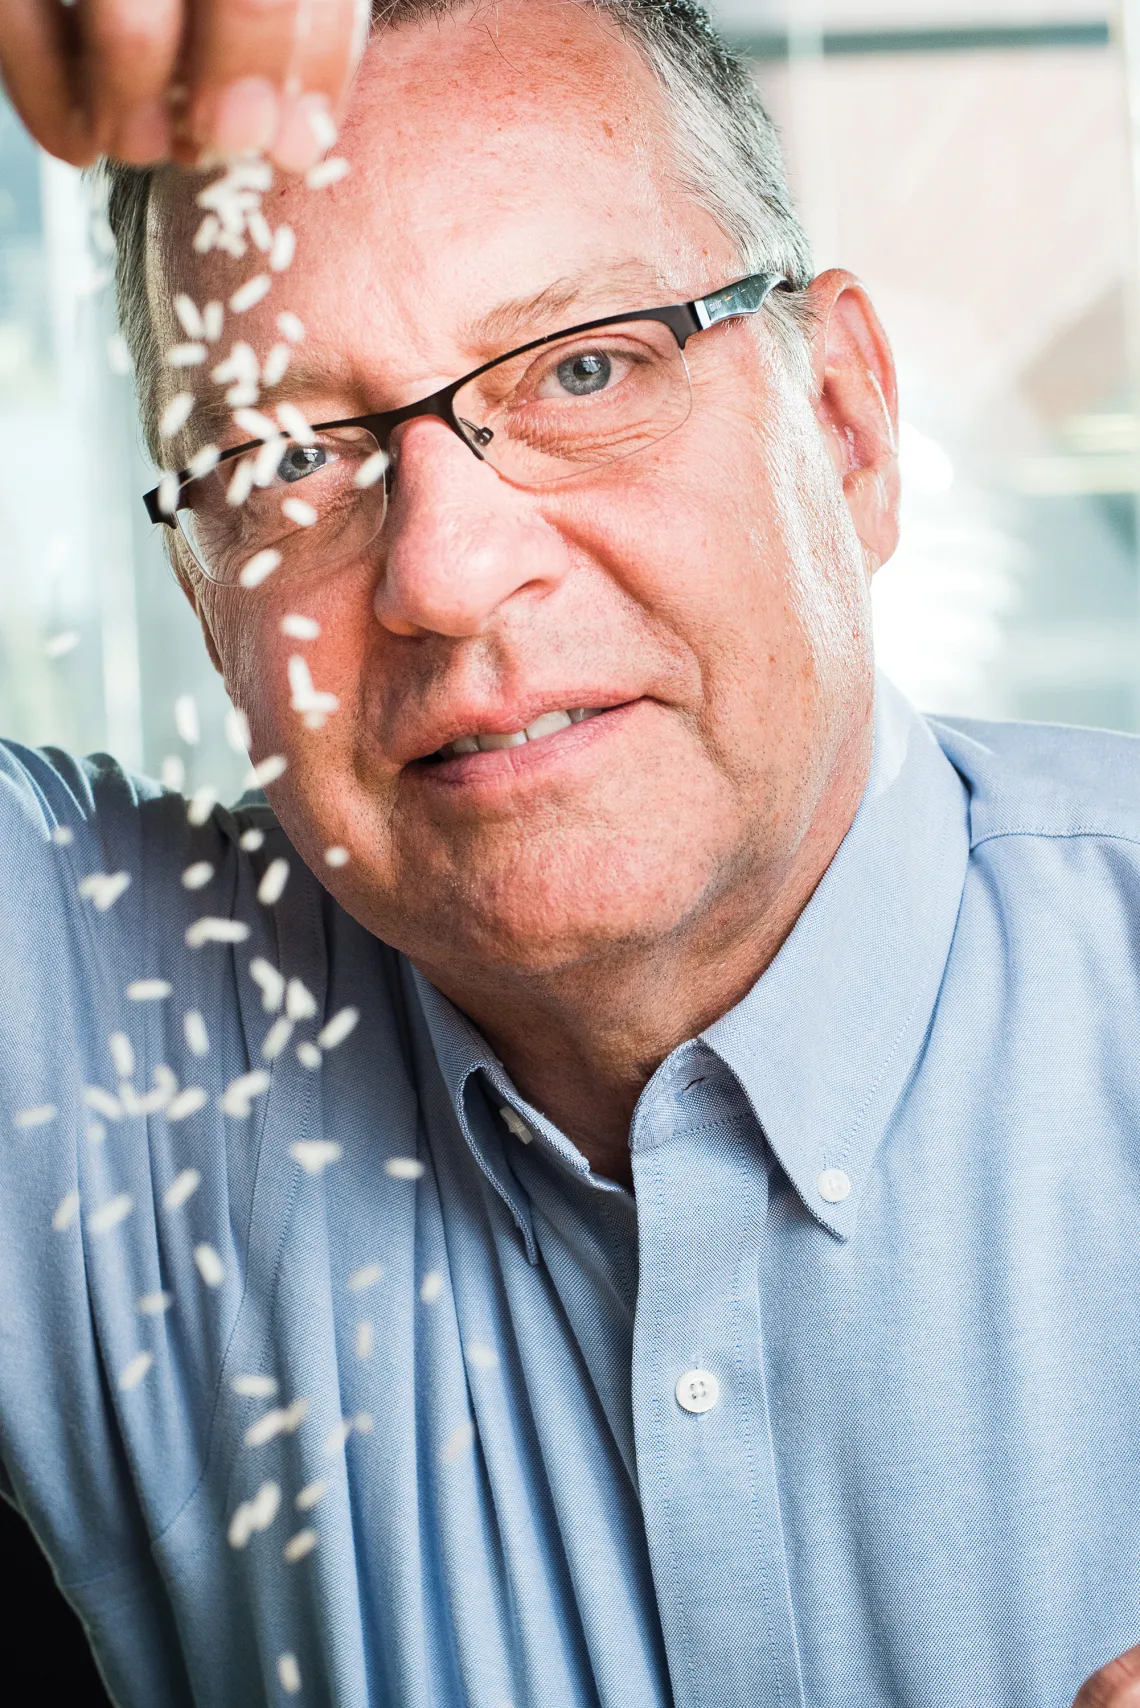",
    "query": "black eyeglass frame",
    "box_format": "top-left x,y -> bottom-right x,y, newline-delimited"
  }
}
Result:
144,270 -> 790,526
